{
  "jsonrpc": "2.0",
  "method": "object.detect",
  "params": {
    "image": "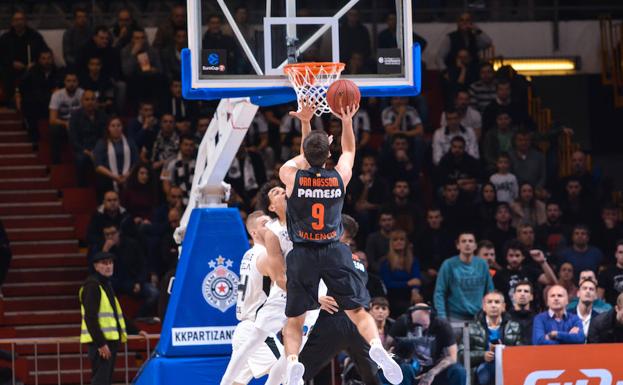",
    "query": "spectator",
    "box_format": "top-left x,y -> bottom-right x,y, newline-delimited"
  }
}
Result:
121,29 -> 165,106
389,304 -> 467,385
469,62 -> 497,114
532,284 -> 585,345
437,180 -> 475,239
202,15 -> 237,73
560,177 -> 597,228
483,203 -> 516,263
347,154 -> 389,239
194,115 -> 211,143
483,111 -> 516,172
510,183 -> 546,227
378,13 -> 428,52
69,90 -> 108,186
379,230 -> 422,316
509,130 -> 546,190
164,79 -> 196,131
477,240 -> 501,275
221,6 -> 256,73
516,223 -> 543,254
63,7 -> 93,69
436,136 -> 481,192
49,72 -> 84,164
0,220 -> 10,296
437,12 -> 492,71
79,57 -> 115,112
558,150 -> 598,199
416,208 -> 456,290
79,252 -> 127,385
592,203 -> 623,264
339,9 -> 371,63
160,207 -> 181,276
225,146 -> 267,205
150,114 -> 179,171
442,49 -> 480,96
598,240 -> 623,306
587,292 -> 623,343
558,225 -> 604,275
121,163 -> 159,224
370,297 -> 394,349
93,117 -> 139,195
0,11 -> 49,104
355,251 -> 387,299
365,210 -> 396,272
244,112 -> 274,175
568,278 -> 599,338
549,262 -> 578,300
379,134 -> 420,186
536,201 -> 569,256
161,28 -> 187,81
440,90 -> 482,138
77,26 -> 122,83
111,8 -> 140,50
461,291 -> 521,385
568,270 -> 612,314
86,191 -> 132,250
383,180 -> 423,237
489,153 -> 518,204
161,135 -> 197,204
153,4 -> 187,50
508,280 -> 536,345
382,97 -> 424,140
493,241 -> 557,306
152,186 -> 184,238
434,232 -> 494,321
476,183 -> 498,229
482,80 -> 529,133
18,49 -> 59,143
101,224 -> 158,318
433,108 -> 479,165
128,101 -> 159,159
279,105 -> 323,157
